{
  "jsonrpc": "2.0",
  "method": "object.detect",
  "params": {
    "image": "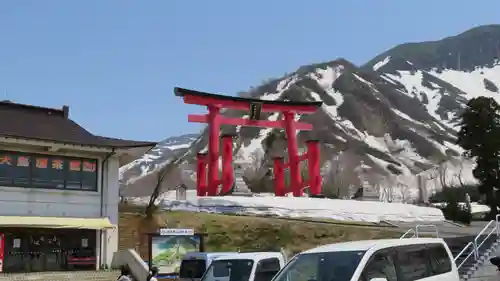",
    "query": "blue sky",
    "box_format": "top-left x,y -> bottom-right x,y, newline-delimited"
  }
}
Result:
0,1 -> 498,141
